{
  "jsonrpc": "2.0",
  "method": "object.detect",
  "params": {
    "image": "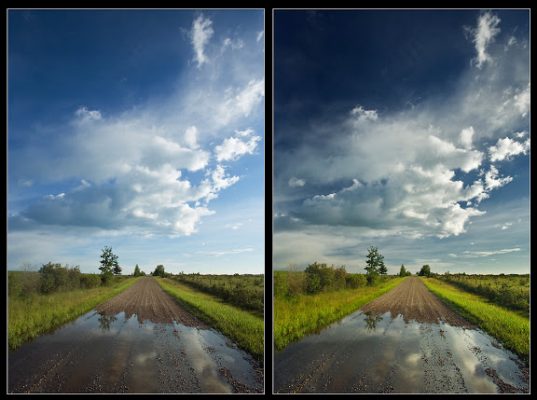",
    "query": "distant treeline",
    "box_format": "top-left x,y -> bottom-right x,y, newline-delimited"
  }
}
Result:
9,263 -> 127,298
171,273 -> 263,315
438,273 -> 529,314
274,262 -> 395,298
